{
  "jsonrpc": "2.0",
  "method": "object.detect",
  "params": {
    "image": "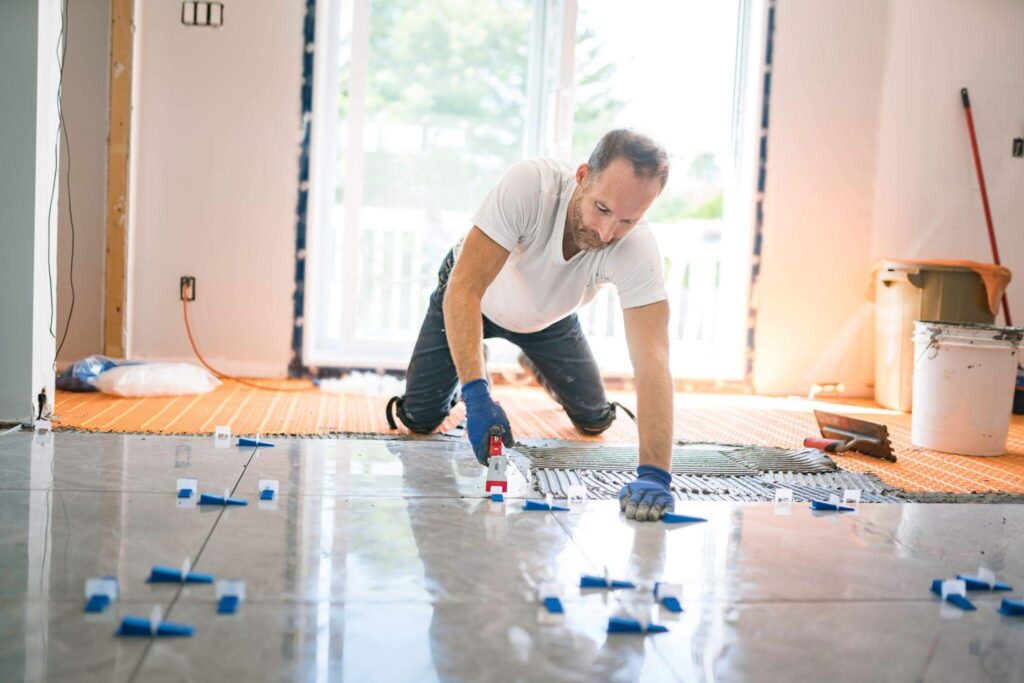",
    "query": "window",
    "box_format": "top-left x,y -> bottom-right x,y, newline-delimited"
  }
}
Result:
305,0 -> 761,379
